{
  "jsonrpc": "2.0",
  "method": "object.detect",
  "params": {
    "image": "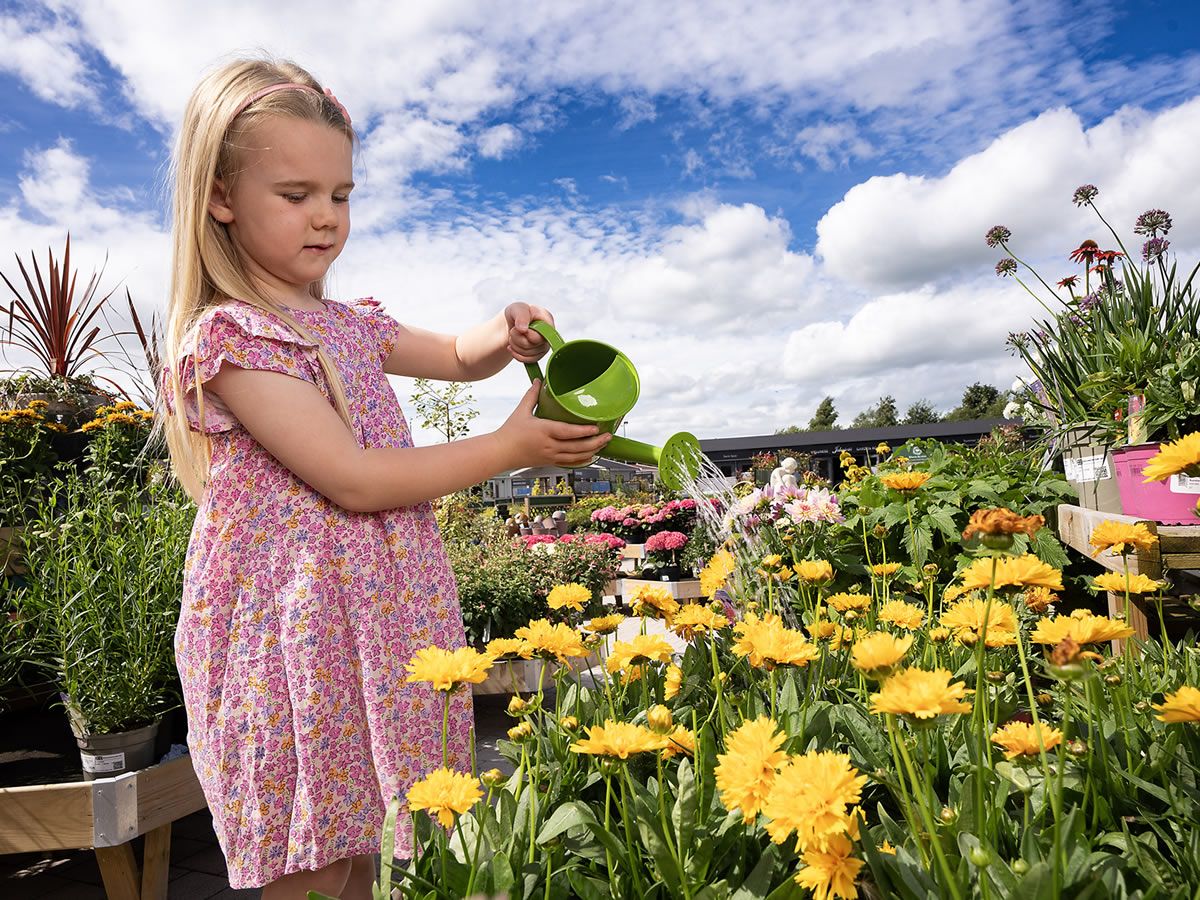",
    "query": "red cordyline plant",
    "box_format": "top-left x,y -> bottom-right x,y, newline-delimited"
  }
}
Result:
0,236 -> 136,399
